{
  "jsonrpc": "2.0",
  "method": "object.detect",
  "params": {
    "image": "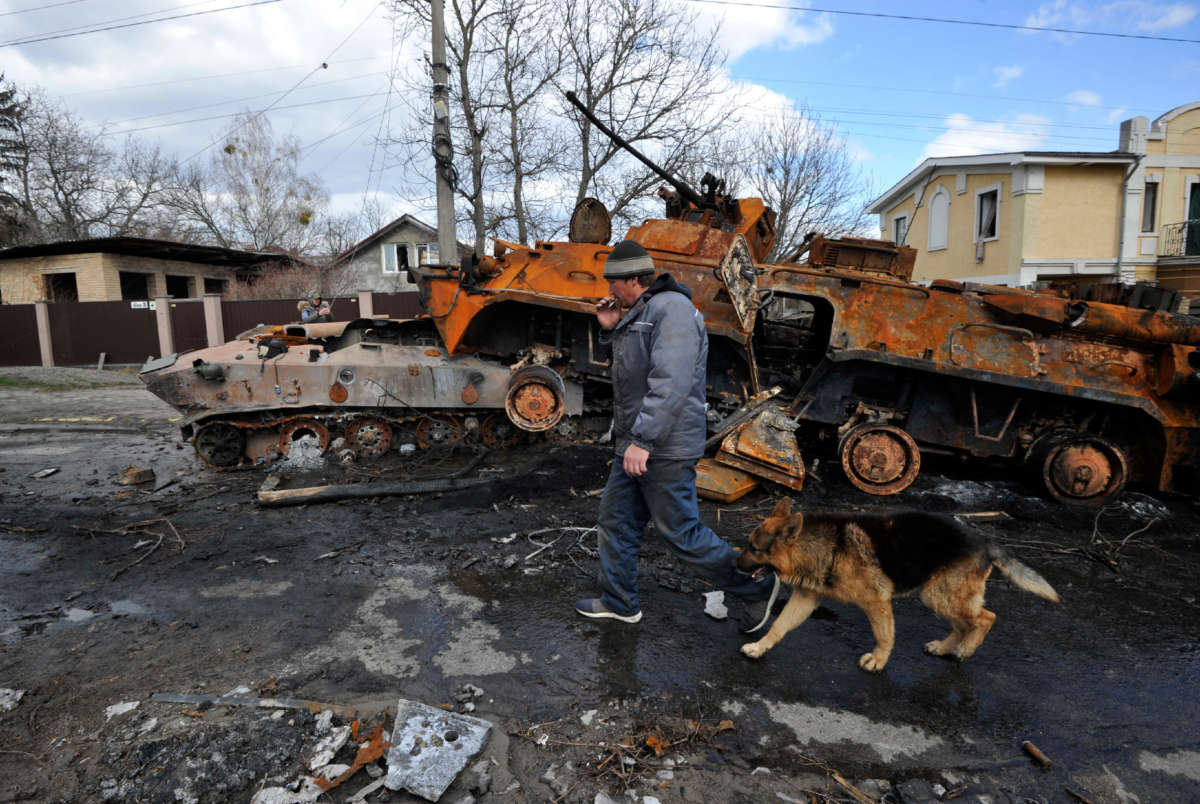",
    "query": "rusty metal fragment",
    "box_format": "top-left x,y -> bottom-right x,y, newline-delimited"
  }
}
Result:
695,459 -> 759,503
